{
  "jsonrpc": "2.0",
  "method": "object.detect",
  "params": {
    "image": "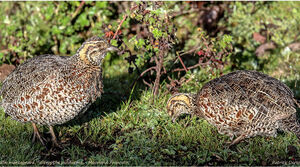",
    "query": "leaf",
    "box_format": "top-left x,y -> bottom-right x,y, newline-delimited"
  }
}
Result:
52,26 -> 61,35
253,32 -> 266,44
152,28 -> 162,39
60,17 -> 71,26
0,53 -> 3,60
77,13 -> 89,27
137,39 -> 145,48
255,42 -> 276,57
88,6 -> 97,15
110,39 -> 118,47
95,2 -> 107,9
218,35 -> 233,49
162,148 -> 176,155
288,42 -> 300,51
